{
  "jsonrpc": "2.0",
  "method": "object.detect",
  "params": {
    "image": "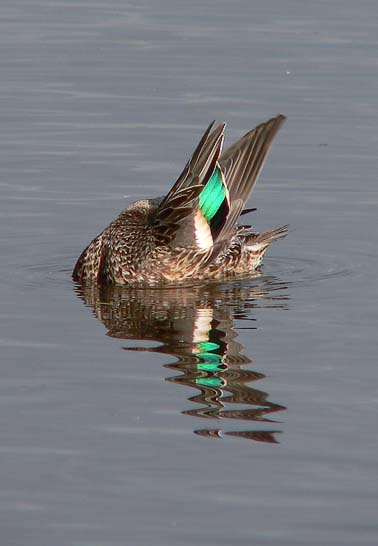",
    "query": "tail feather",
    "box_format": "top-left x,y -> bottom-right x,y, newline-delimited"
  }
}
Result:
254,225 -> 289,244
